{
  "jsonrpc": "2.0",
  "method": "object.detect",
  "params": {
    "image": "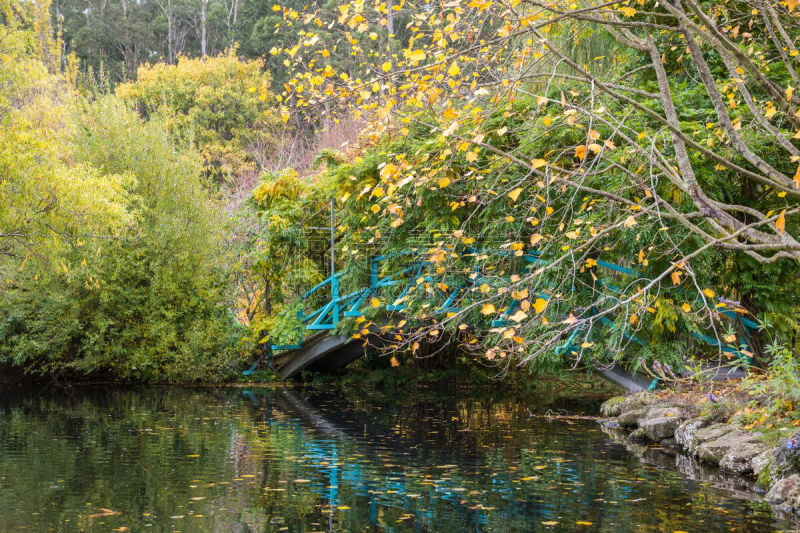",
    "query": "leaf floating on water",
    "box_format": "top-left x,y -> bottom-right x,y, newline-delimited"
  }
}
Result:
336,506 -> 350,510
190,497 -> 206,501
186,454 -> 200,458
87,508 -> 120,519
576,521 -> 593,526
293,479 -> 311,483
541,522 -> 558,526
